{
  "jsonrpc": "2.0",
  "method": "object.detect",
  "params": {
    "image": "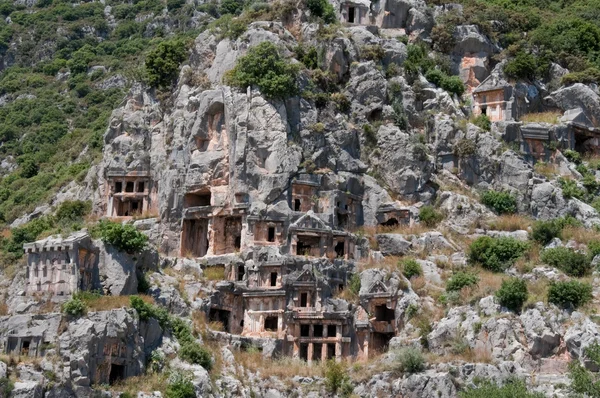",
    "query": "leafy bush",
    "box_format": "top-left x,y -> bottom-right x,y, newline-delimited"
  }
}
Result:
55,200 -> 91,222
480,190 -> 517,214
419,205 -> 443,227
95,220 -> 148,253
401,258 -> 422,279
468,236 -> 529,272
165,373 -> 196,398
540,247 -> 591,277
424,68 -> 465,96
569,342 -> 600,396
495,278 -> 528,312
0,377 -> 14,398
348,273 -> 361,295
548,280 -> 592,308
323,359 -> 353,395
559,178 -> 586,200
225,42 -> 299,99
446,271 -> 479,292
62,297 -> 86,316
563,149 -> 582,164
219,0 -> 244,15
472,114 -> 491,131
179,341 -> 212,370
145,40 -> 188,88
459,379 -> 544,398
504,52 -> 537,79
393,347 -> 425,373
306,0 -> 336,23
130,296 -> 170,328
530,216 -> 581,245
561,68 -> 600,86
